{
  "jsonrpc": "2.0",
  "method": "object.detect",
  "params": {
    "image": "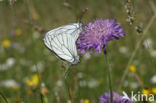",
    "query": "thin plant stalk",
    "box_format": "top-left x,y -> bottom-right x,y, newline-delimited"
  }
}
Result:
24,0 -> 41,88
24,0 -> 43,103
62,63 -> 72,103
64,76 -> 72,103
104,52 -> 113,103
0,92 -> 8,103
119,1 -> 156,89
